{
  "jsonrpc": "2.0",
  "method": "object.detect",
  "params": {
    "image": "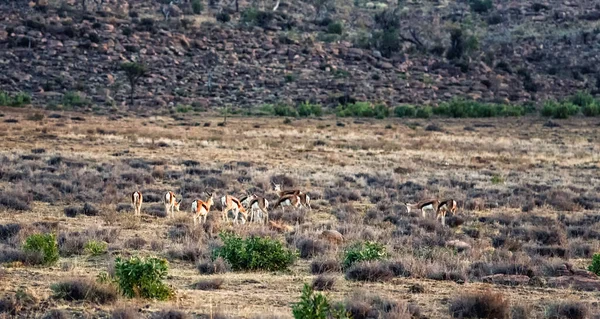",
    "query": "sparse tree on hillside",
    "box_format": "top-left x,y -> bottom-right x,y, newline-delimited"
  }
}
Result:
121,62 -> 148,107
